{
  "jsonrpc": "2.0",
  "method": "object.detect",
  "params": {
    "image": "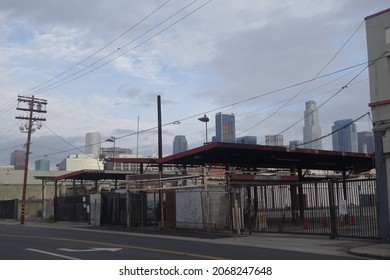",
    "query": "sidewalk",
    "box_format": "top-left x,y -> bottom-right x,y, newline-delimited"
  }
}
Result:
2,220 -> 390,259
